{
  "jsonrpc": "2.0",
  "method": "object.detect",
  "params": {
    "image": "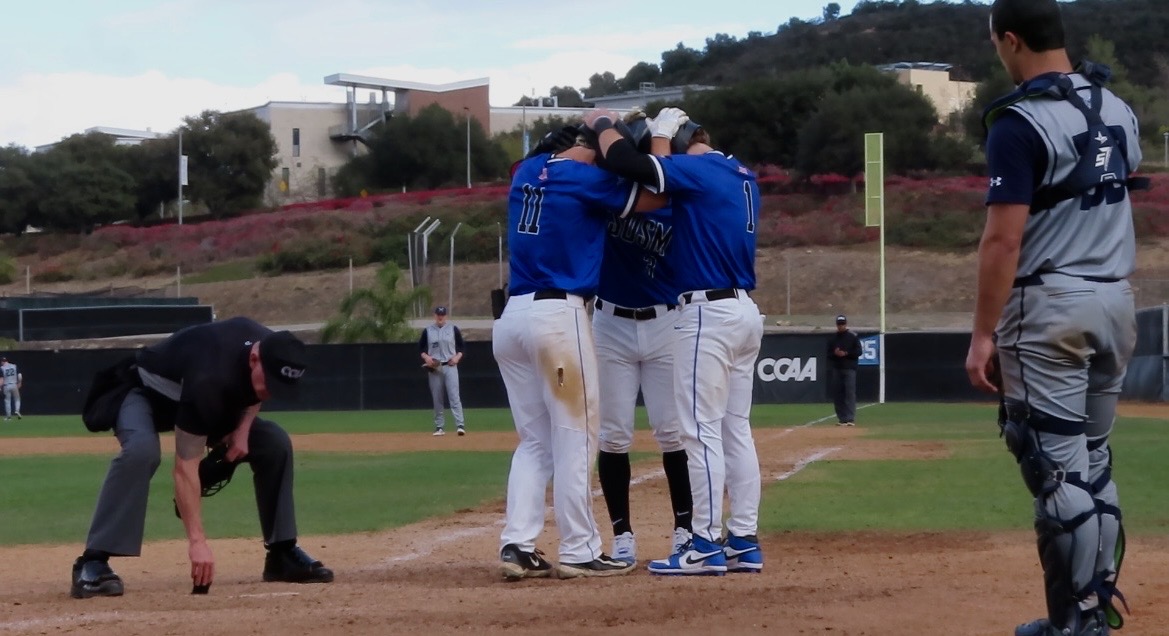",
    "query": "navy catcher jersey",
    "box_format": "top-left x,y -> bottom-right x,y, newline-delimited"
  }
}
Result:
598,208 -> 679,307
508,153 -> 639,297
649,152 -> 758,292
